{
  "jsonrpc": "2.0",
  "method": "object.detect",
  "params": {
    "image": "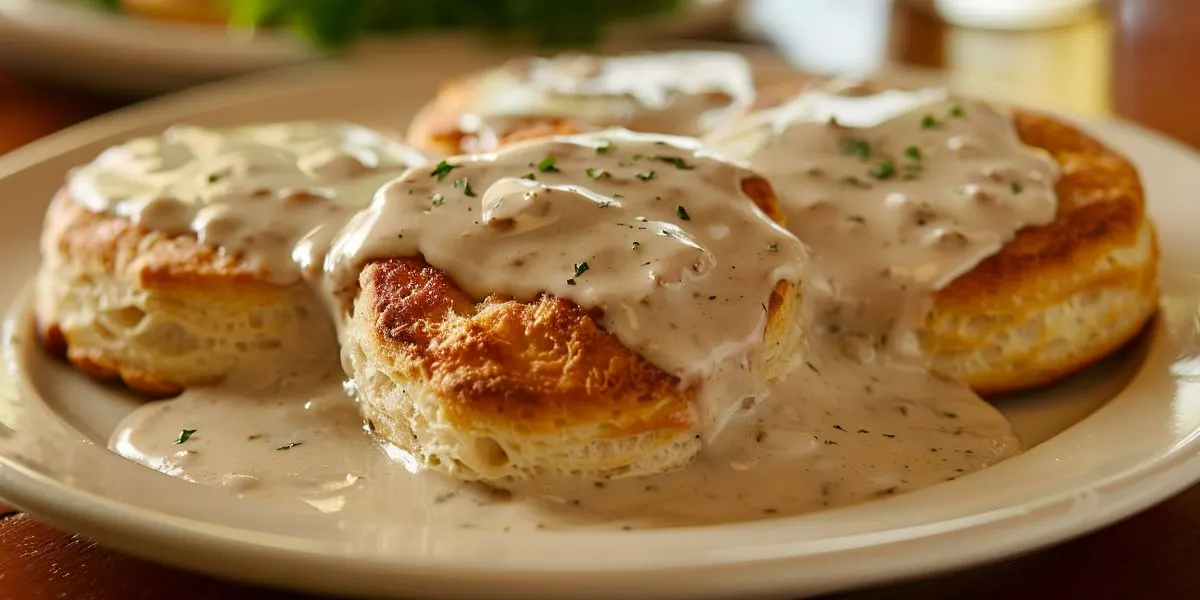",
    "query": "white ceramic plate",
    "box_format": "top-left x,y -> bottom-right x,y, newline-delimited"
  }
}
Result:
0,46 -> 1199,600
0,0 -> 736,95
